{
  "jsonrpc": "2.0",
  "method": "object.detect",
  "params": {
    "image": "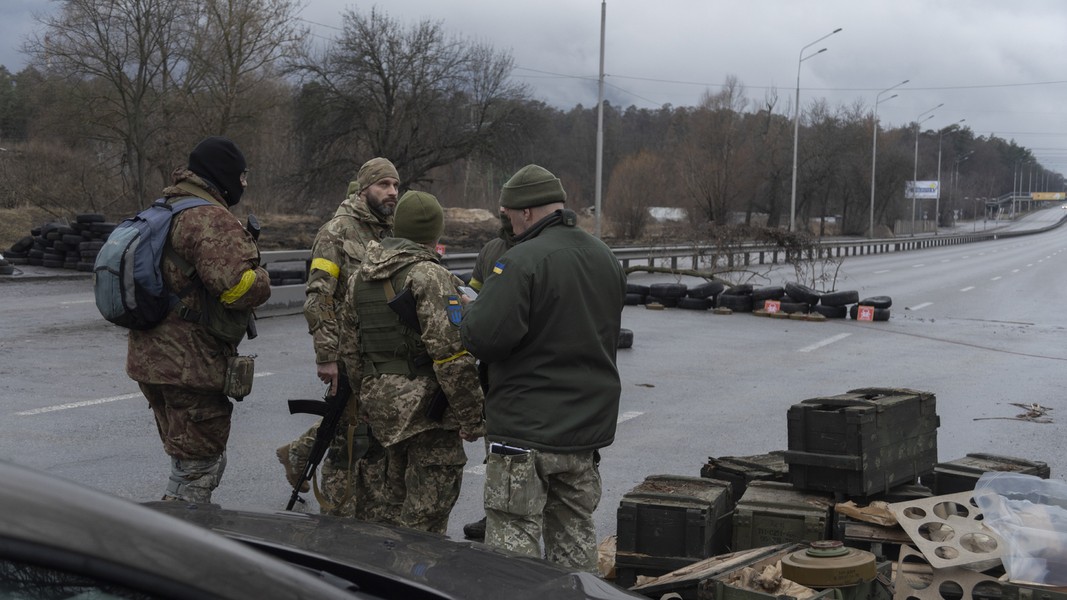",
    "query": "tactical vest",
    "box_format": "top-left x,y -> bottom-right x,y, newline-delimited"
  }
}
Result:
355,262 -> 435,379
